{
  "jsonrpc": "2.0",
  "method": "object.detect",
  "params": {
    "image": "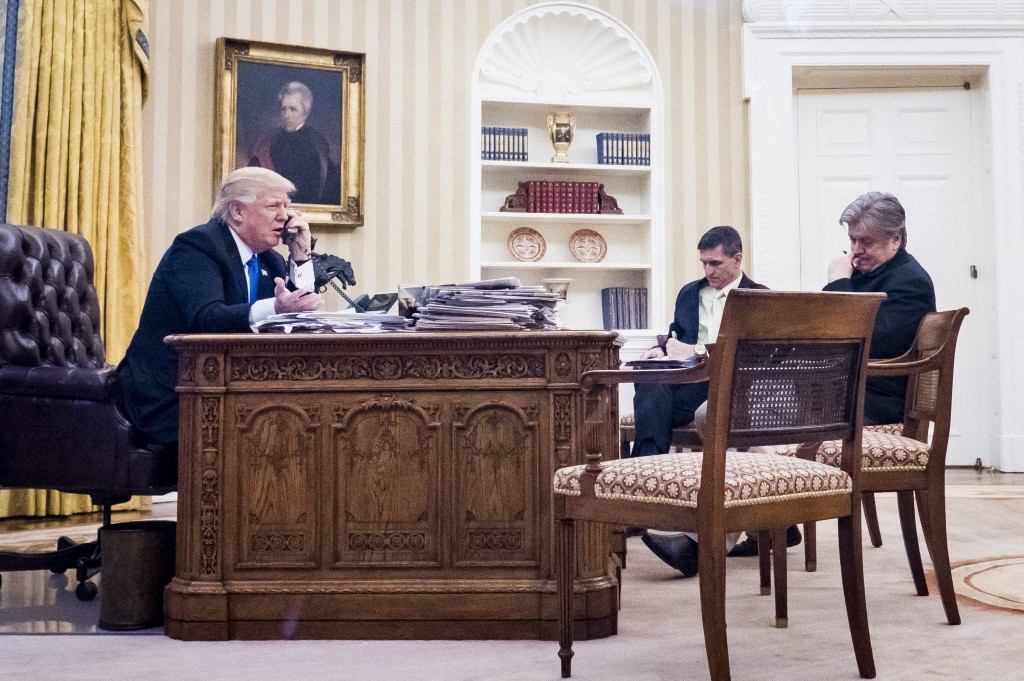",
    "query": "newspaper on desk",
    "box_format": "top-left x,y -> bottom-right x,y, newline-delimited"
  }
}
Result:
410,278 -> 561,331
254,310 -> 413,334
